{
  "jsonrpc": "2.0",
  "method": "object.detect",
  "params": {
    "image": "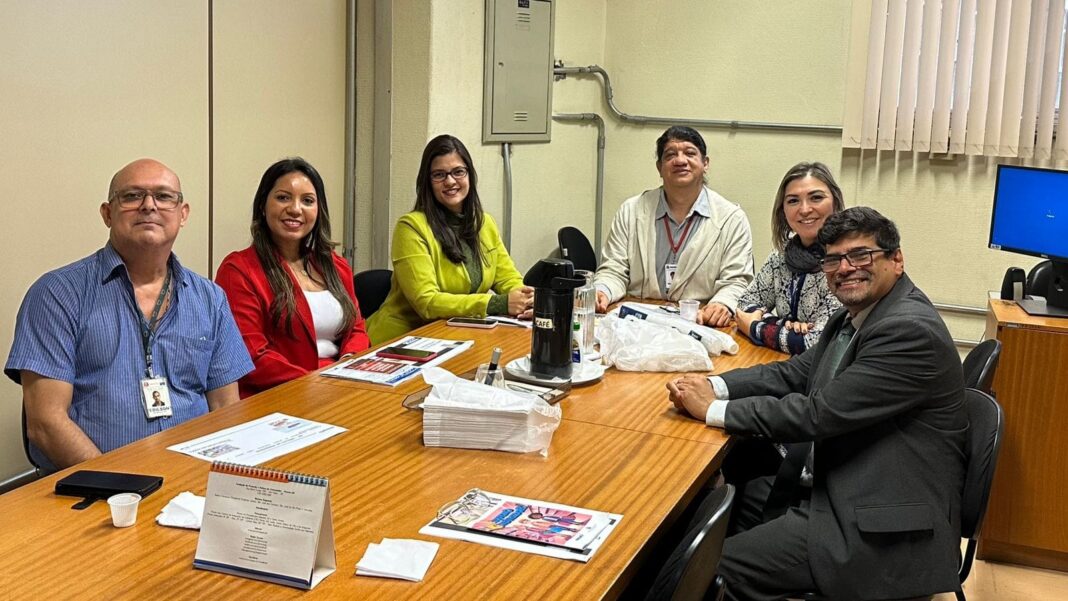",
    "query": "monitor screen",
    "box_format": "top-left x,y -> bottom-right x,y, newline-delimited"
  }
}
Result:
989,165 -> 1068,263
